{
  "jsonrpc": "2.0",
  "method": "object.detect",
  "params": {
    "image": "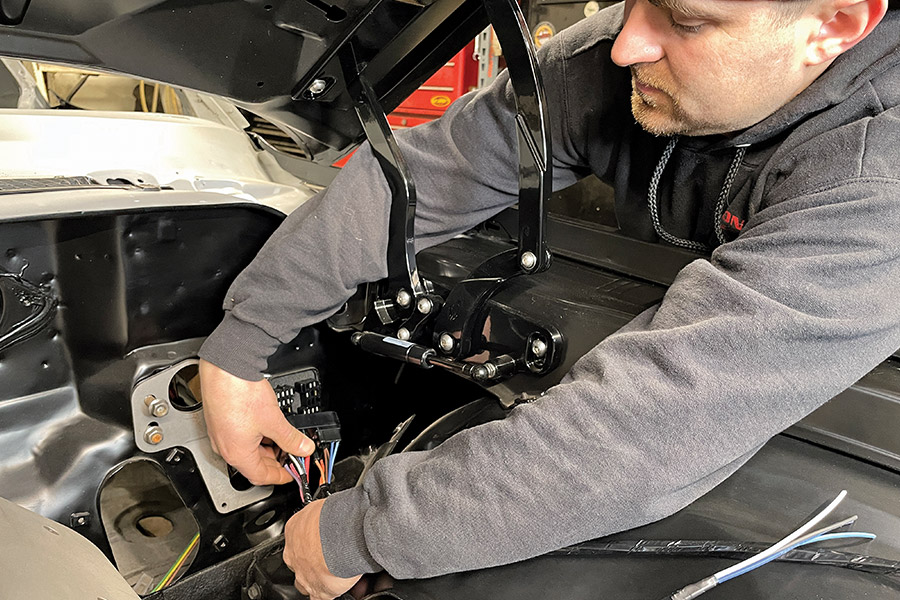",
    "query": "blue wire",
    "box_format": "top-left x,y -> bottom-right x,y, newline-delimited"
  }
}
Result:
328,441 -> 339,483
721,532 -> 877,581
